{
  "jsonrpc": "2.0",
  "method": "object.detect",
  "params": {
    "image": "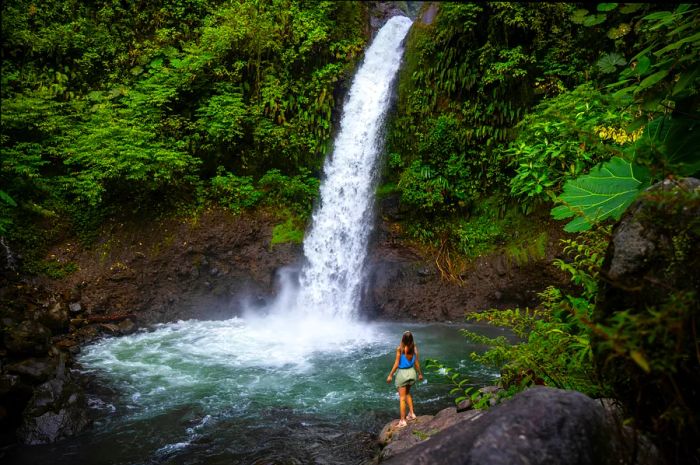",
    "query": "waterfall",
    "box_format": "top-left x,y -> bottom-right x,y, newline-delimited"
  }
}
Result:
292,16 -> 412,320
